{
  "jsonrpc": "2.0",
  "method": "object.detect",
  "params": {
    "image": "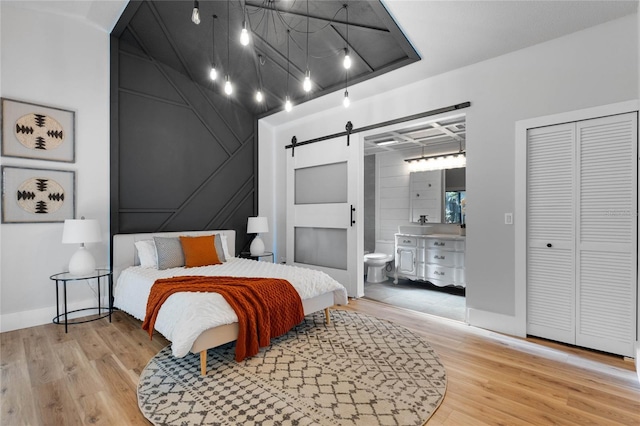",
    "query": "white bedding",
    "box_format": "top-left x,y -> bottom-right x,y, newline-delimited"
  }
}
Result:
114,257 -> 348,357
